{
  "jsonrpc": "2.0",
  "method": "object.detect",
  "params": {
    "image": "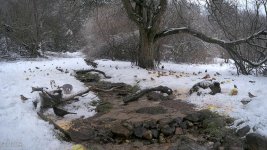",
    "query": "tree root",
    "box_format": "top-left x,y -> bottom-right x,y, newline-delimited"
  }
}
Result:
75,69 -> 111,79
123,86 -> 173,104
